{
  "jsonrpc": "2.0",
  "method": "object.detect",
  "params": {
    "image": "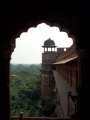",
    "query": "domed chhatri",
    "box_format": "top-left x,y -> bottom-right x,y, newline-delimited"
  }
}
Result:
42,38 -> 56,52
44,38 -> 55,47
42,38 -> 56,47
